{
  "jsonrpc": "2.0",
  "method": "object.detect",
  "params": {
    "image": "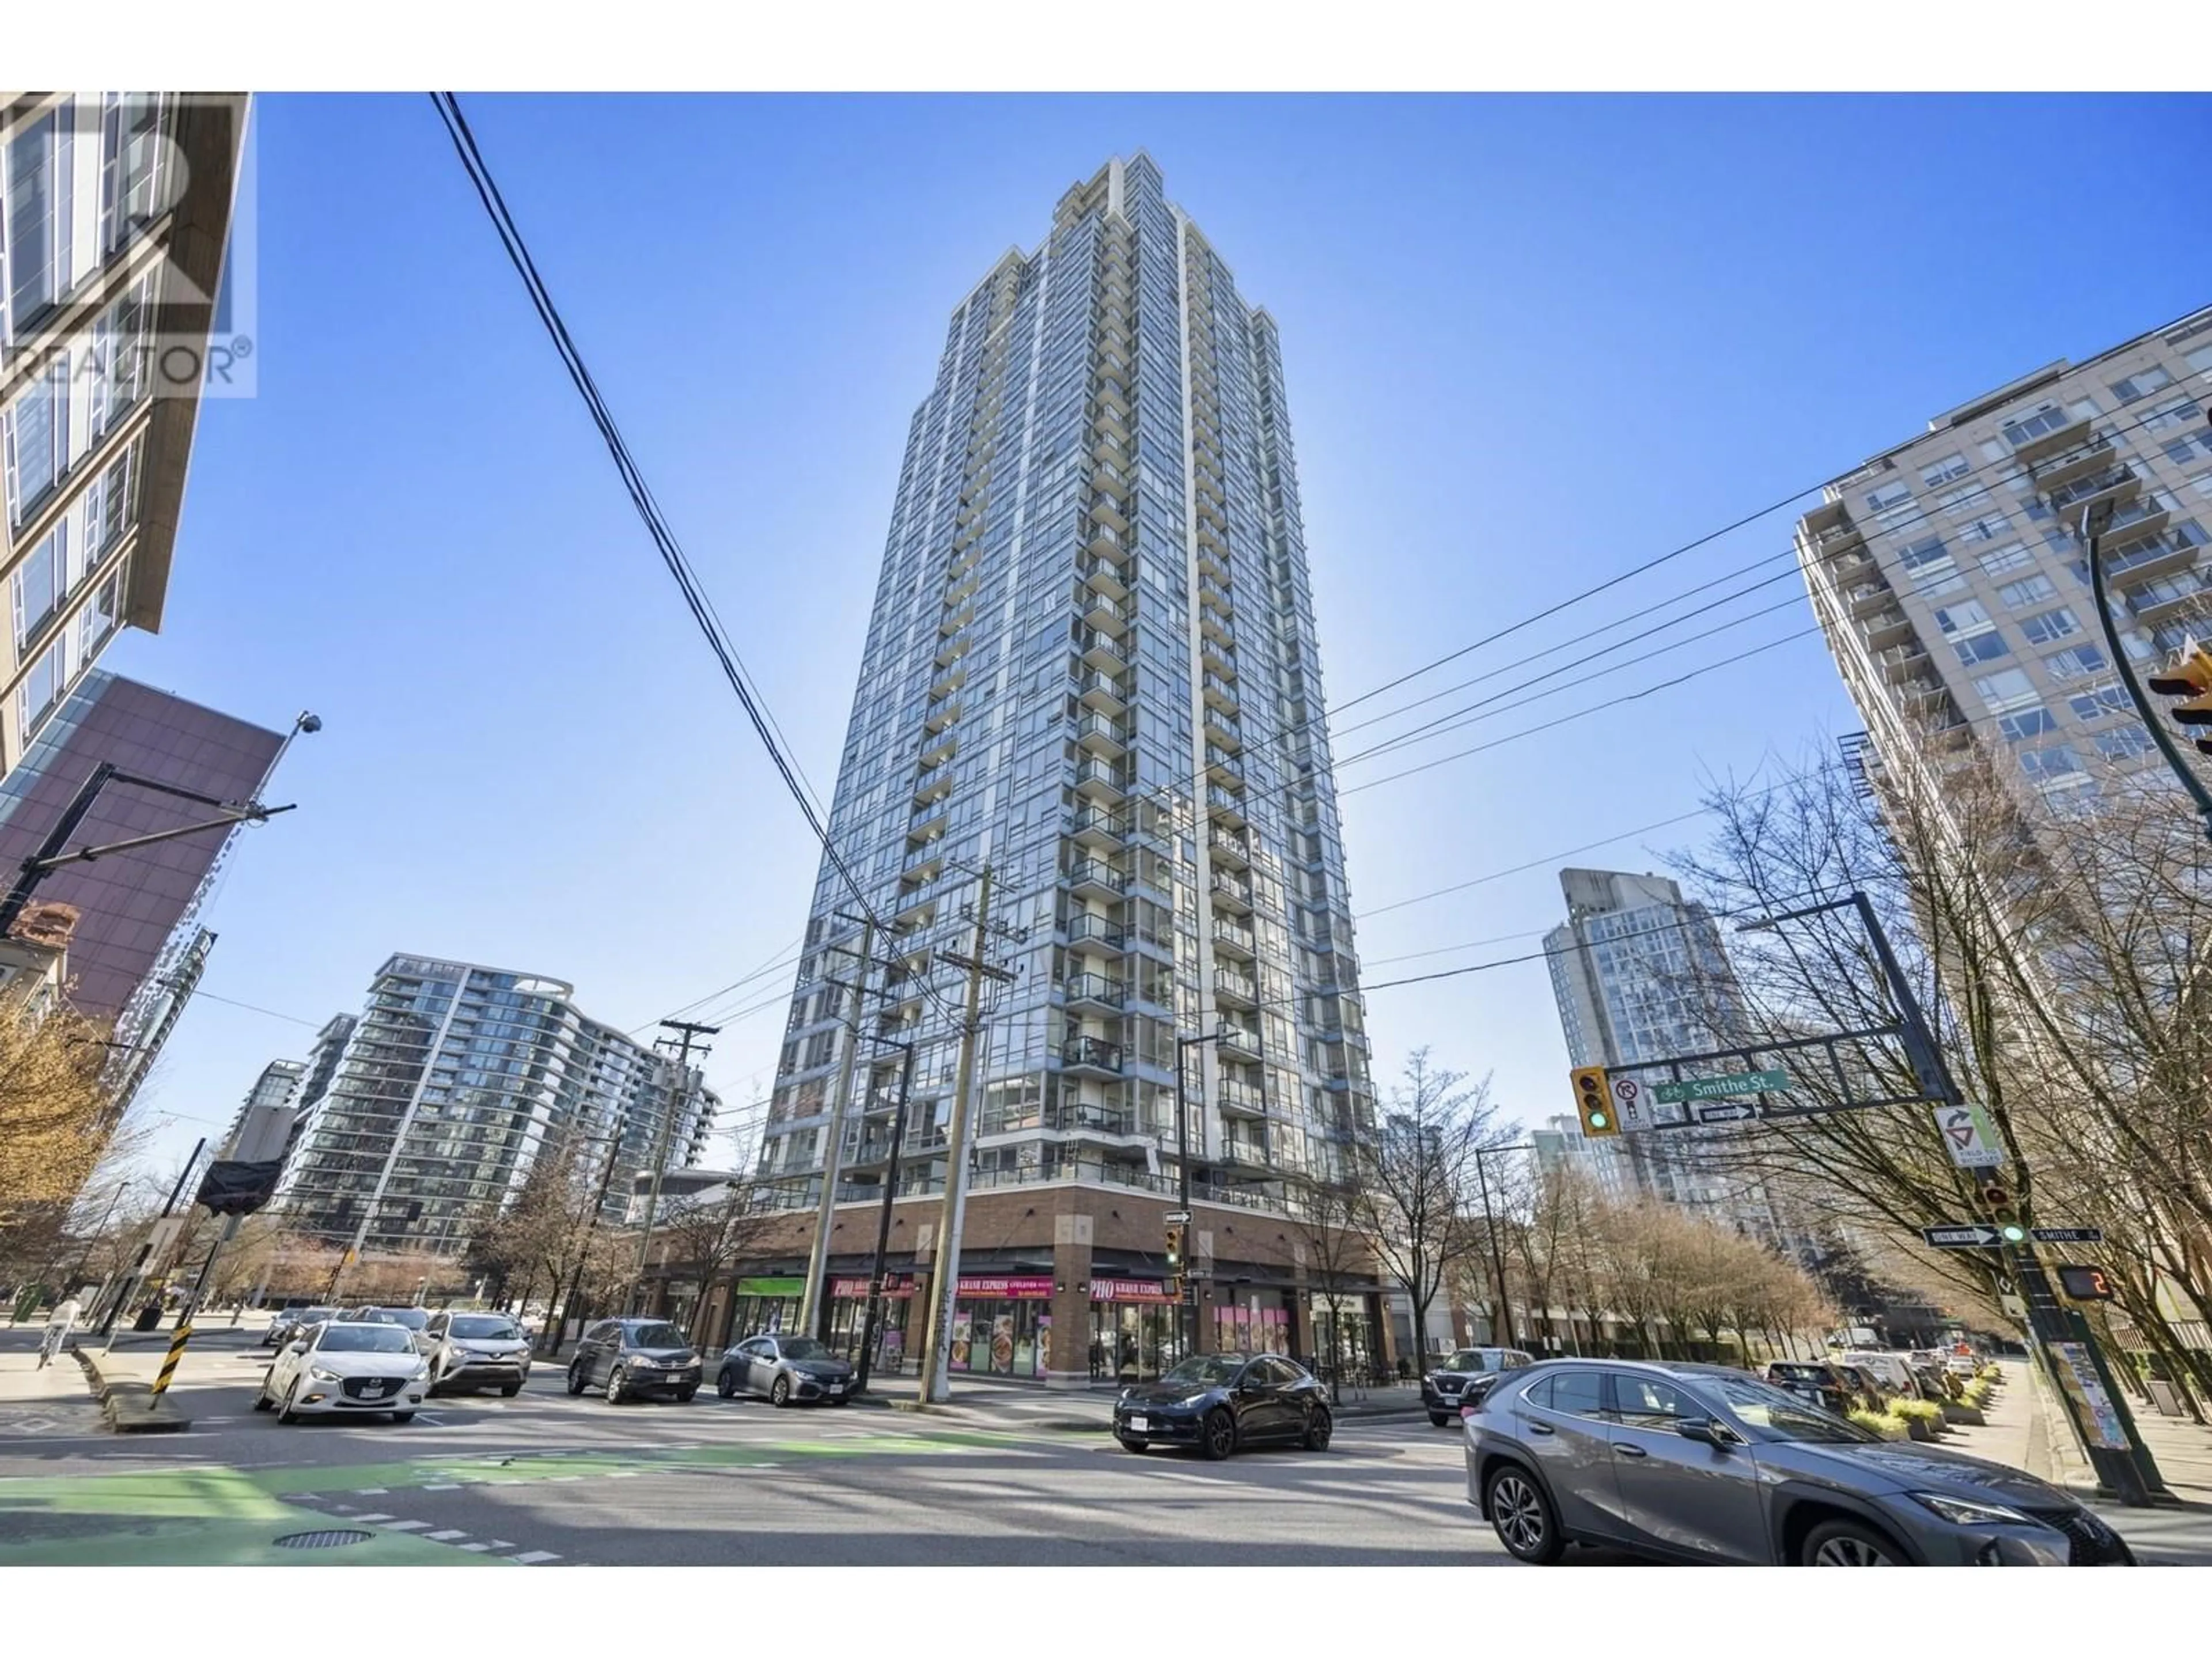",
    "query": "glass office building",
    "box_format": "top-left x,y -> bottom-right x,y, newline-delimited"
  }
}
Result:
279,955 -> 721,1257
